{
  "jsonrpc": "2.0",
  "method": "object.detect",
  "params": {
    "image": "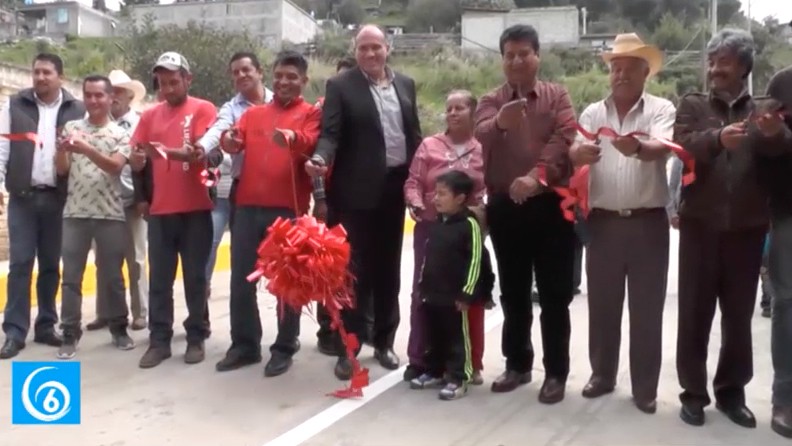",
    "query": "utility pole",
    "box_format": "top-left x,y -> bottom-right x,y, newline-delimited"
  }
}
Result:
711,0 -> 718,37
747,0 -> 753,95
